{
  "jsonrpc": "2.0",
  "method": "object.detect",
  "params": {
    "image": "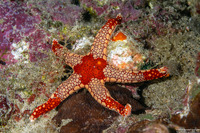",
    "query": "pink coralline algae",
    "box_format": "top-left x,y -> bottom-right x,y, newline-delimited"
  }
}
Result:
112,1 -> 142,22
29,0 -> 83,25
51,3 -> 83,25
0,1 -> 41,64
27,29 -> 51,62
